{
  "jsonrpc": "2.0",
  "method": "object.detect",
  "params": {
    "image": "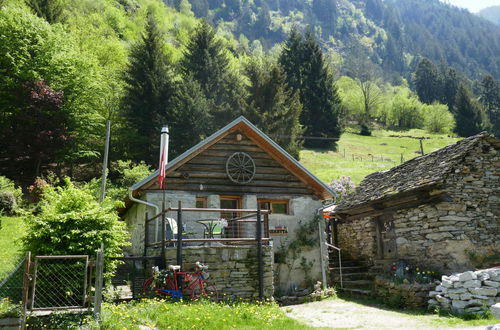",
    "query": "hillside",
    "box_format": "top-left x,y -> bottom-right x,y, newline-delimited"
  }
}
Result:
300,129 -> 460,184
184,0 -> 500,80
479,5 -> 500,26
